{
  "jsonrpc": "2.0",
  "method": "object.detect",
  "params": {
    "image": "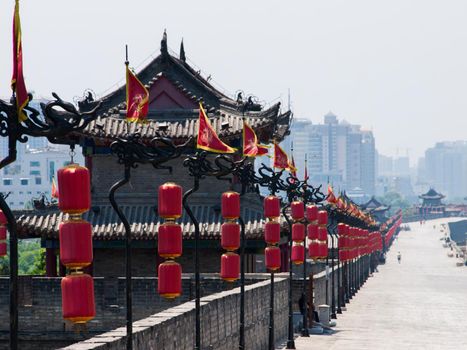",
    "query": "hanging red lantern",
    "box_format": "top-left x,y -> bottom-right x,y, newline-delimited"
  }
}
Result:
292,223 -> 305,242
264,221 -> 281,245
59,220 -> 93,268
338,235 -> 347,250
308,242 -> 320,259
0,243 -> 6,257
307,224 -> 319,240
318,243 -> 328,259
291,244 -> 305,265
220,252 -> 240,282
221,191 -> 240,220
158,260 -> 182,299
57,164 -> 91,215
317,210 -> 328,226
0,226 -> 6,241
339,249 -> 348,262
0,210 -> 6,225
61,273 -> 95,323
221,222 -> 240,251
291,201 -> 304,221
158,223 -> 182,258
337,223 -> 347,236
264,196 -> 280,218
306,205 -> 318,222
318,227 -> 327,241
265,246 -> 281,271
158,182 -> 183,220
